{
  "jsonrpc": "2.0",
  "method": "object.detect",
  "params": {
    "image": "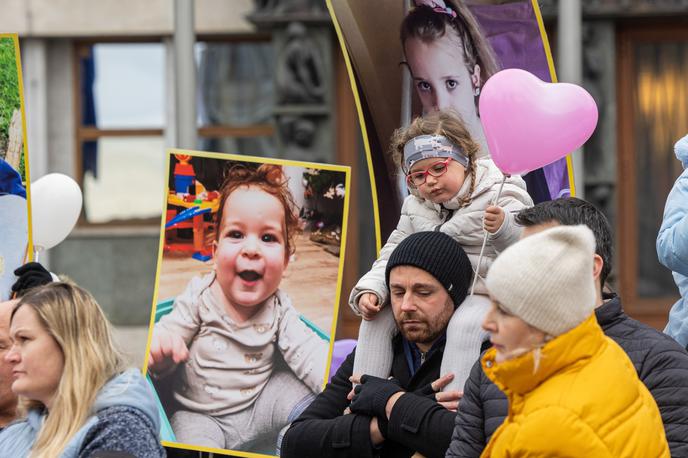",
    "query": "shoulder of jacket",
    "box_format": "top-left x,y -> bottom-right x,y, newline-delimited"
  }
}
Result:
639,327 -> 688,369
470,159 -> 524,198
605,315 -> 686,369
602,320 -> 650,359
471,159 -> 501,193
81,406 -> 163,458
